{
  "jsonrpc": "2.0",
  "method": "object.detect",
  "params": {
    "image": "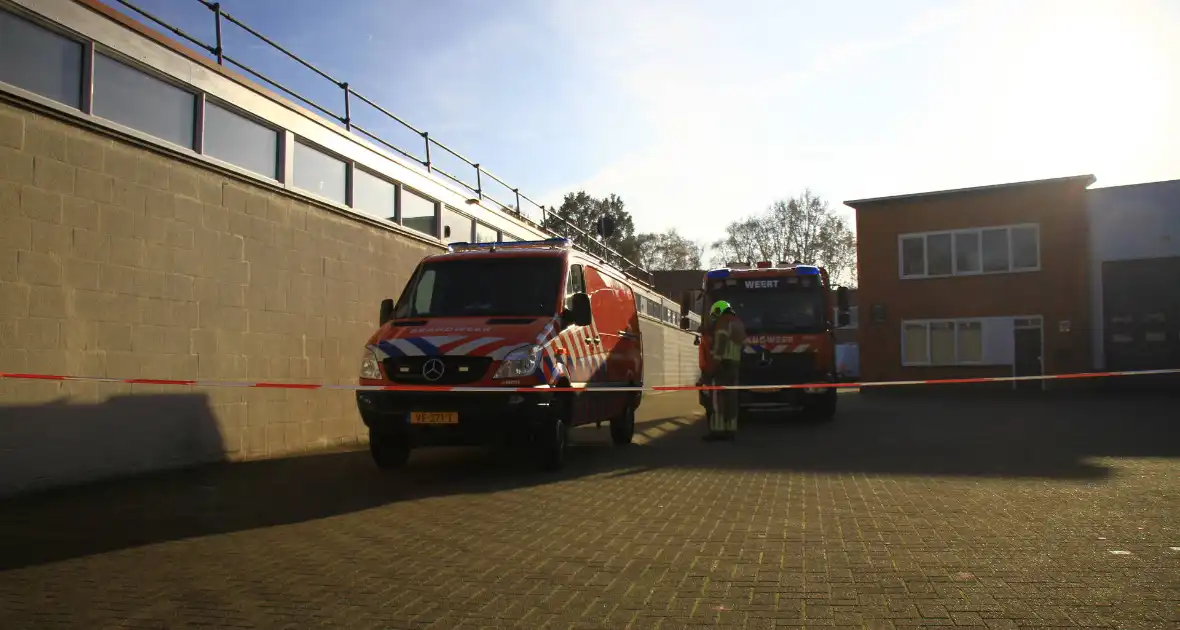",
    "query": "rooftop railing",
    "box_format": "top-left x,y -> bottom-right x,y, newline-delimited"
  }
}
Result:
109,0 -> 654,285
